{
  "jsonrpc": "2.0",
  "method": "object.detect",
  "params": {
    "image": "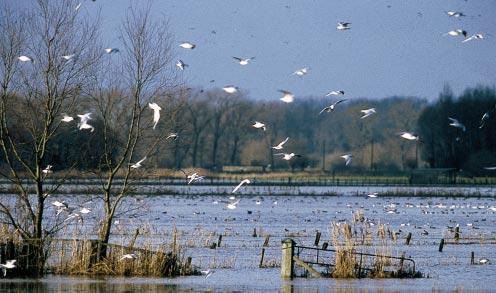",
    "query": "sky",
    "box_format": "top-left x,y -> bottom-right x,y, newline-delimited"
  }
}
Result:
13,0 -> 496,101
